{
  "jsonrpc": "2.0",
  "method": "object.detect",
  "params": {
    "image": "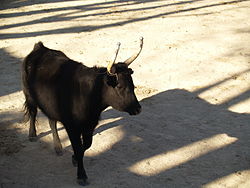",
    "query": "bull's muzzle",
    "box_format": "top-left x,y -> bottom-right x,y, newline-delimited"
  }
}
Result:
128,103 -> 142,115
